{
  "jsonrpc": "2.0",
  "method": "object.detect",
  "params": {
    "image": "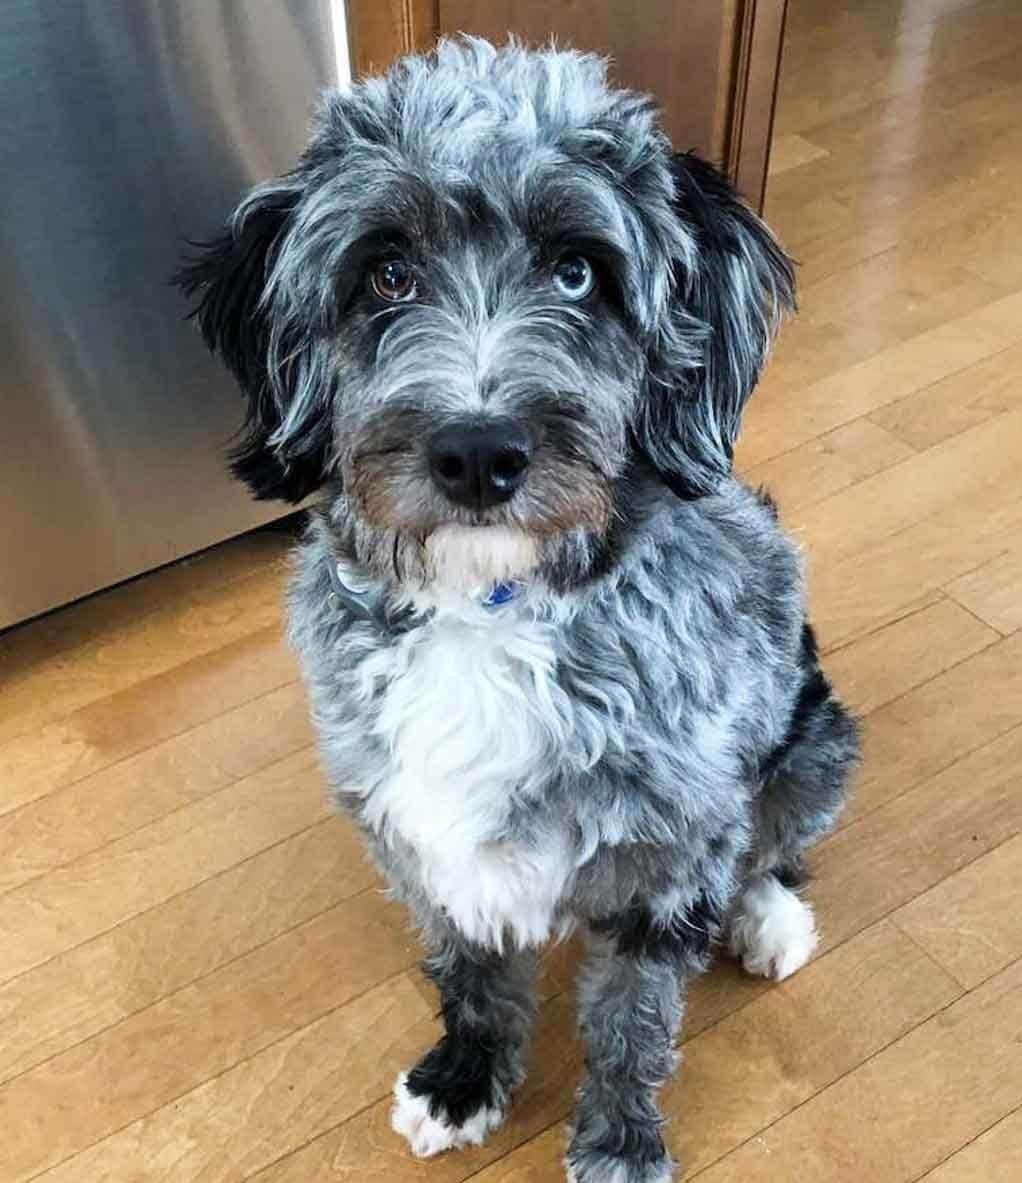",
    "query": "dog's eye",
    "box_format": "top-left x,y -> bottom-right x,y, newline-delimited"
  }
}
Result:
552,255 -> 595,301
371,259 -> 417,303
